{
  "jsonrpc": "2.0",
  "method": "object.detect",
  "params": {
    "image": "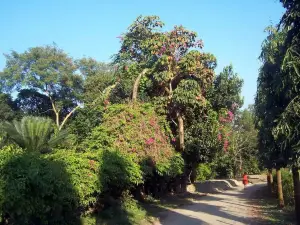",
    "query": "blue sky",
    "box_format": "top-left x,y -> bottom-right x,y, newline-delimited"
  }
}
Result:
0,0 -> 284,107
